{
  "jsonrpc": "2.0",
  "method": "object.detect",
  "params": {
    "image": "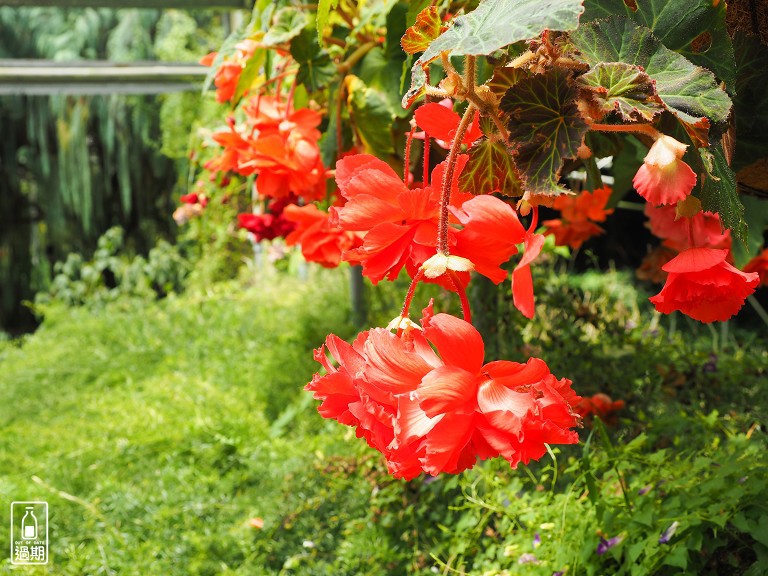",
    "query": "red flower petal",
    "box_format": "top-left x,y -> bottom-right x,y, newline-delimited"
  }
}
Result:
423,313 -> 485,373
